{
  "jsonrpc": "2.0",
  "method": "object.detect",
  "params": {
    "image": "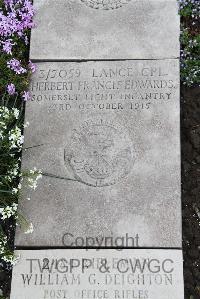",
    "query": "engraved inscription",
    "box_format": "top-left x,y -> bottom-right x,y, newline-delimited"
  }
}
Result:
64,118 -> 134,187
30,63 -> 177,114
80,0 -> 132,10
11,250 -> 184,299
